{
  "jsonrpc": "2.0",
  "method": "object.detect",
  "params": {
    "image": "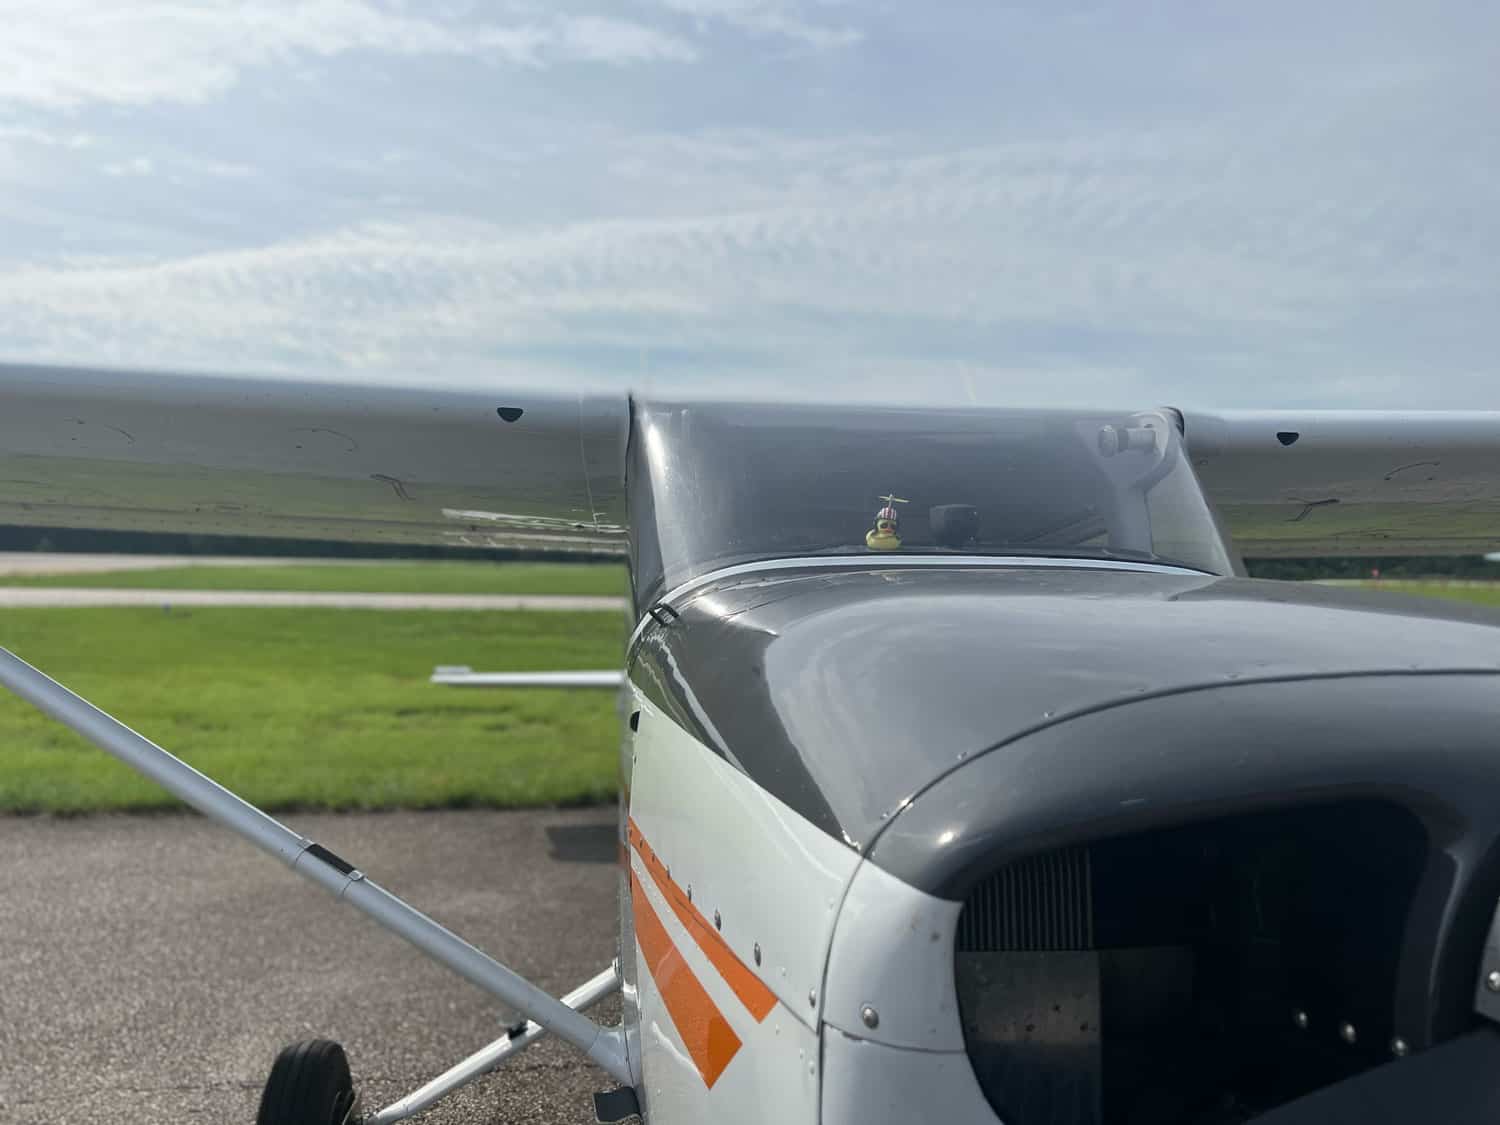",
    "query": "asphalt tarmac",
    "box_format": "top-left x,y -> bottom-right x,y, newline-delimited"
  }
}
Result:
0,554 -> 311,576
0,808 -> 622,1125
